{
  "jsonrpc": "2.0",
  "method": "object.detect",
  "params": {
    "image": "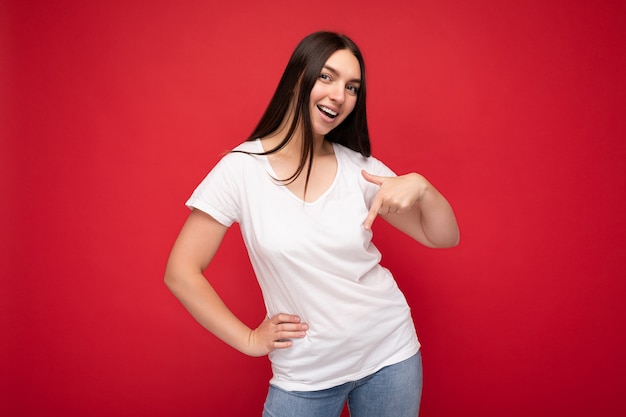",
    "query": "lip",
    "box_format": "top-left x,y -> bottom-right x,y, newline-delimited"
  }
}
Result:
316,104 -> 339,121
